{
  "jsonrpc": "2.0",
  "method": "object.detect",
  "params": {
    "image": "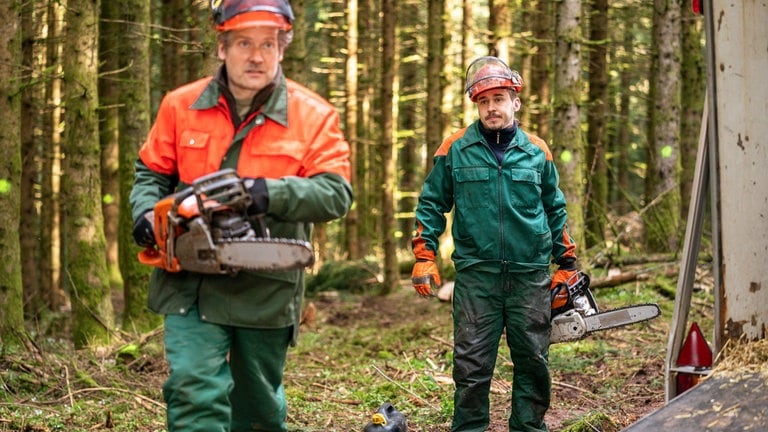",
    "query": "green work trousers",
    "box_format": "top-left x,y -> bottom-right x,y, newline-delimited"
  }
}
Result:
163,304 -> 291,432
451,269 -> 552,432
